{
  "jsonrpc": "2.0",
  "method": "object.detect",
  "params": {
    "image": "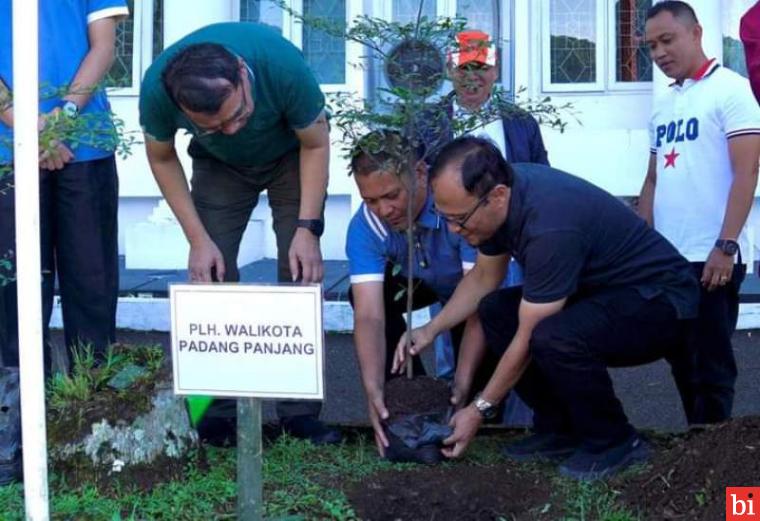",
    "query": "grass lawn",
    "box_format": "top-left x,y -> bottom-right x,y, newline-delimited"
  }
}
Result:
0,430 -> 641,521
